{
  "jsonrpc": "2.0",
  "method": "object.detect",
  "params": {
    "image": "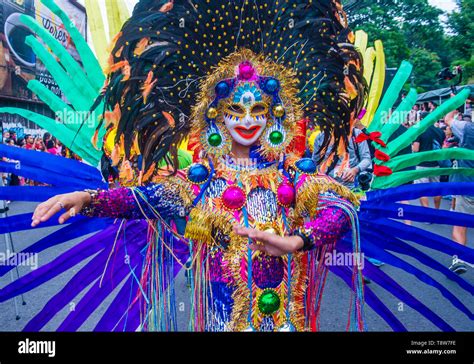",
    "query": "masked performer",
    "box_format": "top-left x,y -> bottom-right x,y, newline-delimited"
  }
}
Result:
29,0 -> 367,332
1,0 -> 472,333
